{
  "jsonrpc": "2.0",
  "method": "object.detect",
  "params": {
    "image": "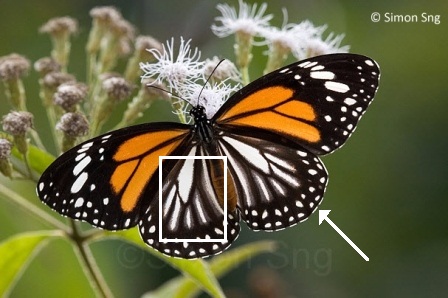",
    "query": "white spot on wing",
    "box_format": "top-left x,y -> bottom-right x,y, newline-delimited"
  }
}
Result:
365,59 -> 374,66
299,61 -> 318,68
74,197 -> 84,208
77,147 -> 89,153
262,210 -> 268,219
71,172 -> 88,193
325,81 -> 350,93
75,153 -> 86,161
344,97 -> 357,106
73,156 -> 92,176
310,71 -> 335,80
308,169 -> 318,175
311,65 -> 325,71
